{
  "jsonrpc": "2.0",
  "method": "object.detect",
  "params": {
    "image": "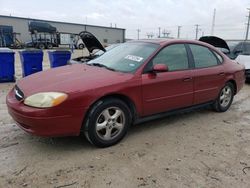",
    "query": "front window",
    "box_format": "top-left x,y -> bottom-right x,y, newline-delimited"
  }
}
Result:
87,42 -> 159,73
151,44 -> 189,71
